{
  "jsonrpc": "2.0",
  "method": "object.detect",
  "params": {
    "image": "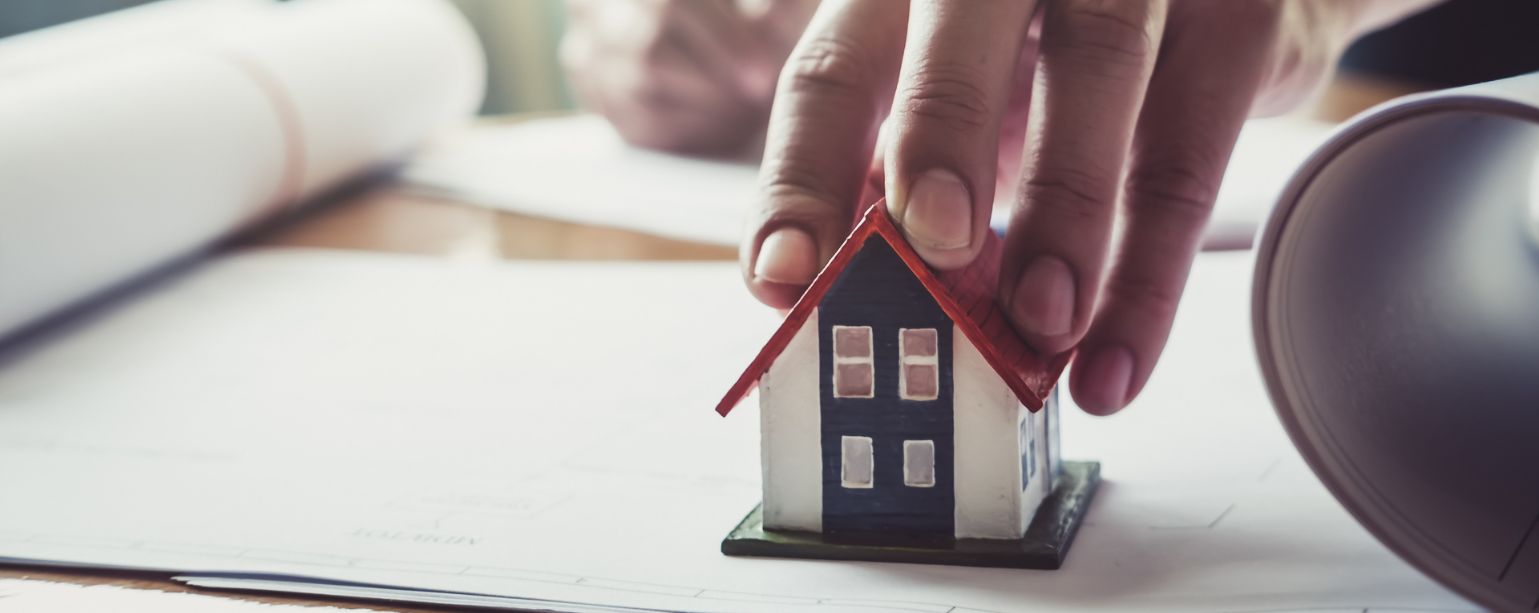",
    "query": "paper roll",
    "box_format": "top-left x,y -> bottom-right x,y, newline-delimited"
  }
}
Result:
0,0 -> 485,338
1254,71 -> 1539,613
